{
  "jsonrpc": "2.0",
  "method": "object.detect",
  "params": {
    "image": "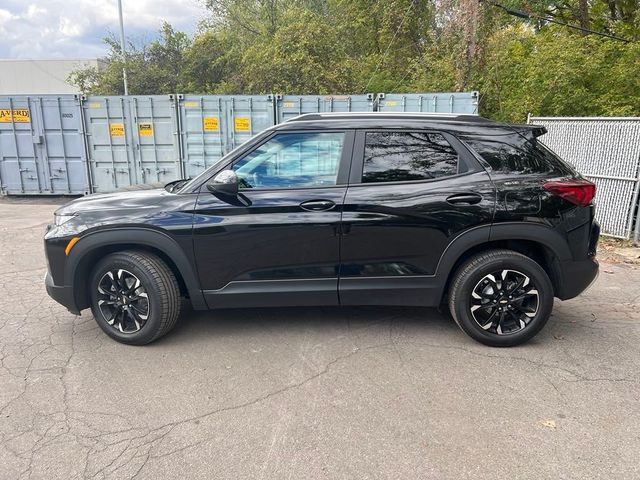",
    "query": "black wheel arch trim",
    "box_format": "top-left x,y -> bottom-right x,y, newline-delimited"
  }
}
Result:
487,222 -> 572,261
433,221 -> 572,300
64,227 -> 206,311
